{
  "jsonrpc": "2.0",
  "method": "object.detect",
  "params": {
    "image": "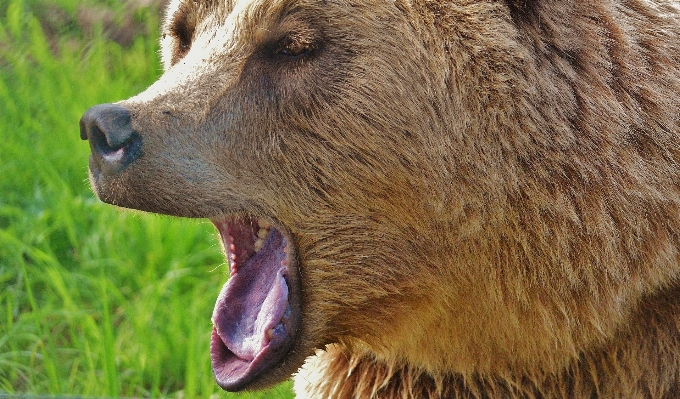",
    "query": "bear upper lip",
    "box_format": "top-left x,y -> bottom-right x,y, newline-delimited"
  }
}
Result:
209,215 -> 301,391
